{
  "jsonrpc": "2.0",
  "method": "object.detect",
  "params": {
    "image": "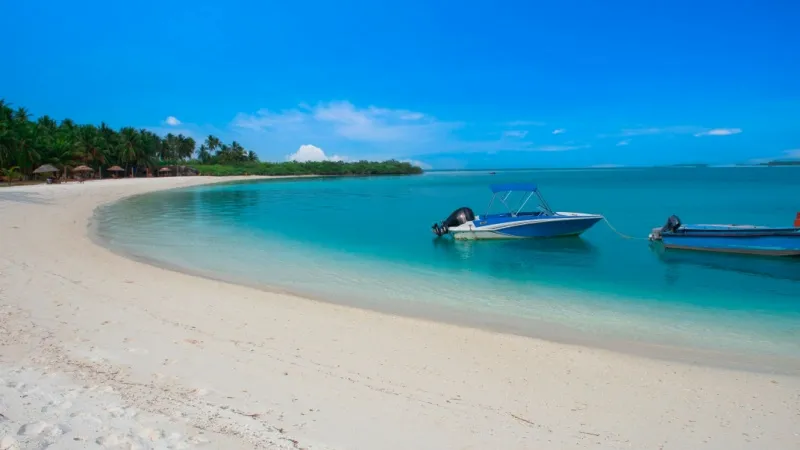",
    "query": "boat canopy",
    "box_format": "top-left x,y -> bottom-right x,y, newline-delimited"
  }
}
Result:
486,183 -> 552,216
489,183 -> 538,193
